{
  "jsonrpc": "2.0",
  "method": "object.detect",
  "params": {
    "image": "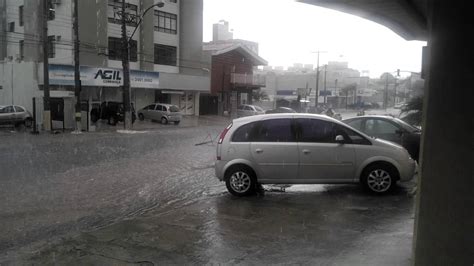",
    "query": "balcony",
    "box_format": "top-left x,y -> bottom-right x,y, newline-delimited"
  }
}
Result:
230,73 -> 266,87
